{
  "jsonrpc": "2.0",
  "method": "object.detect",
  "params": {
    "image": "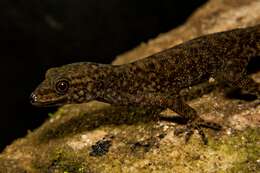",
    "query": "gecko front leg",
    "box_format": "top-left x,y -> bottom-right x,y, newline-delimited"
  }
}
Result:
122,92 -> 221,144
168,98 -> 221,144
